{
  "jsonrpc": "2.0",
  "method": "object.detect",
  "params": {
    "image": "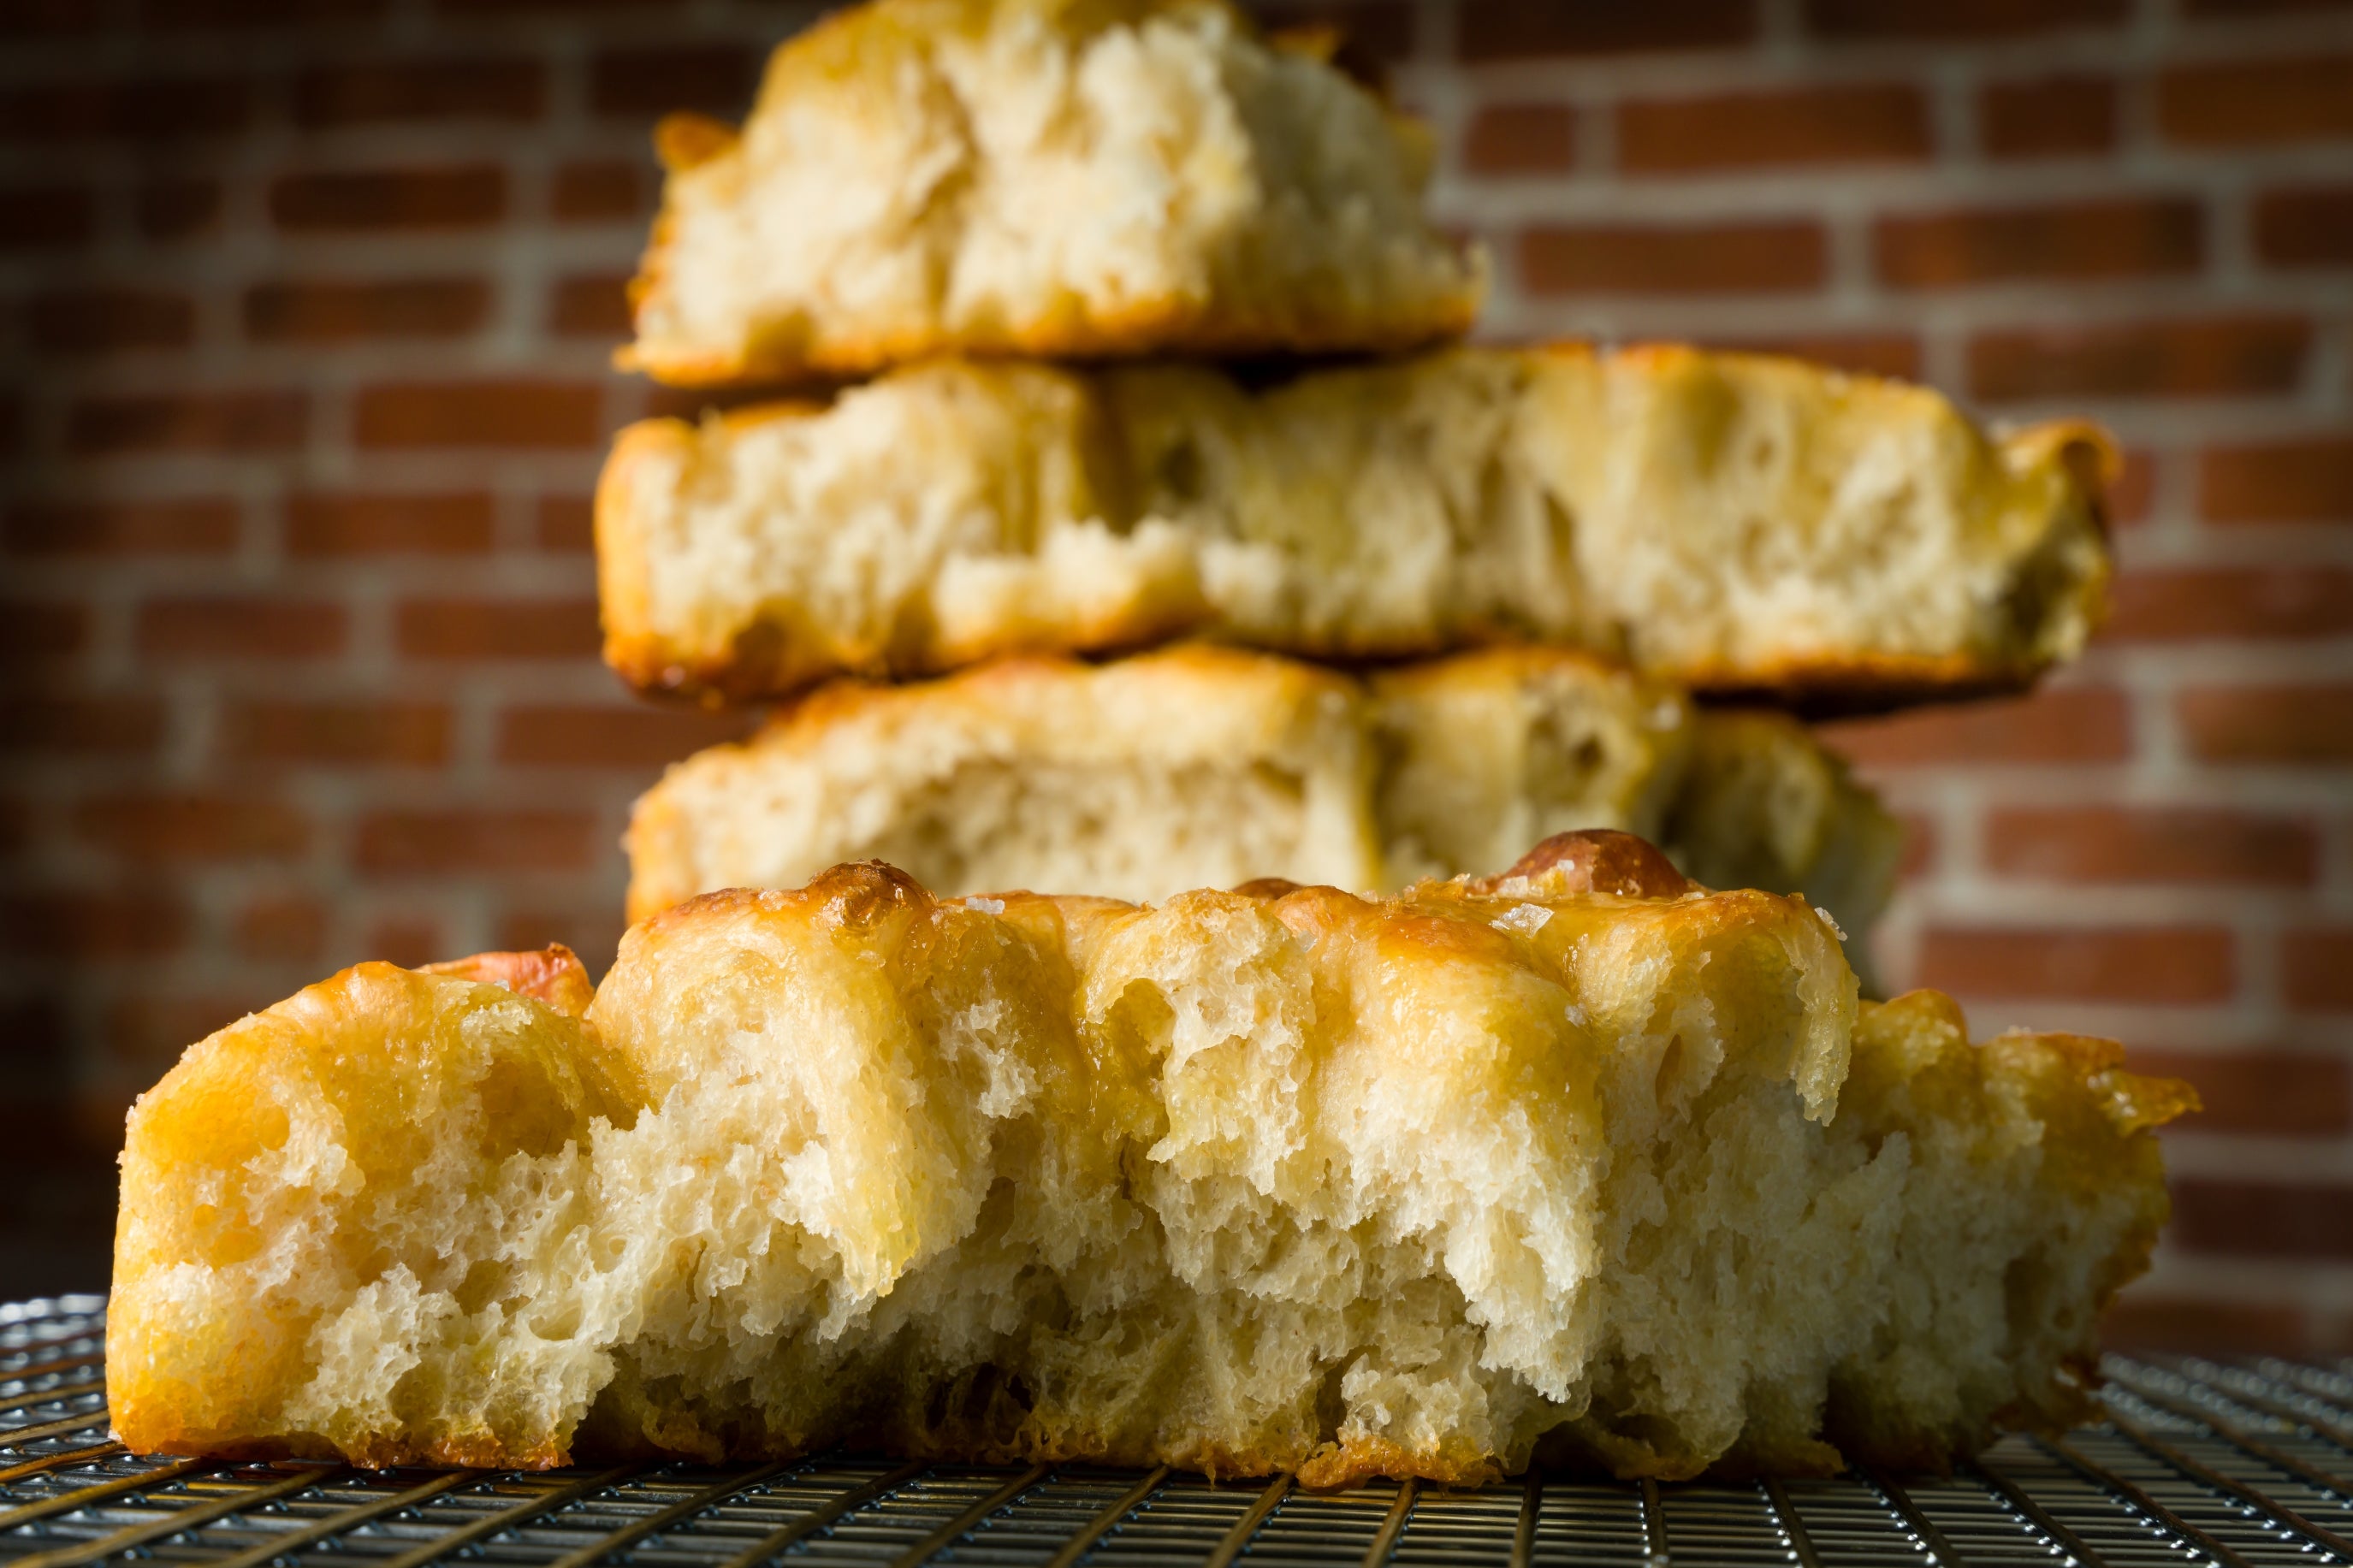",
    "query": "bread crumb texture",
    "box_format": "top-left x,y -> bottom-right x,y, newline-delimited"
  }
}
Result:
595,347 -> 2111,708
110,846 -> 2189,1482
624,0 -> 1481,386
621,645 -> 1901,986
